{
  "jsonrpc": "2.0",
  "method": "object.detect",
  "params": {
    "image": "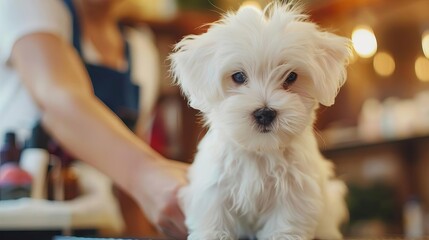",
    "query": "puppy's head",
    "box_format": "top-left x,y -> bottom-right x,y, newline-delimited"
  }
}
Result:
170,3 -> 351,151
